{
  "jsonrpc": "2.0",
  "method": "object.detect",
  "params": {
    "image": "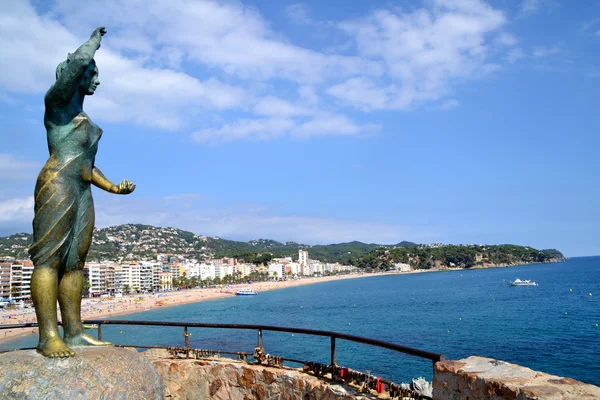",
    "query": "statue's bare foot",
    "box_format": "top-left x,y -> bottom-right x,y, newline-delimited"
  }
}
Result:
64,332 -> 111,347
37,337 -> 76,358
